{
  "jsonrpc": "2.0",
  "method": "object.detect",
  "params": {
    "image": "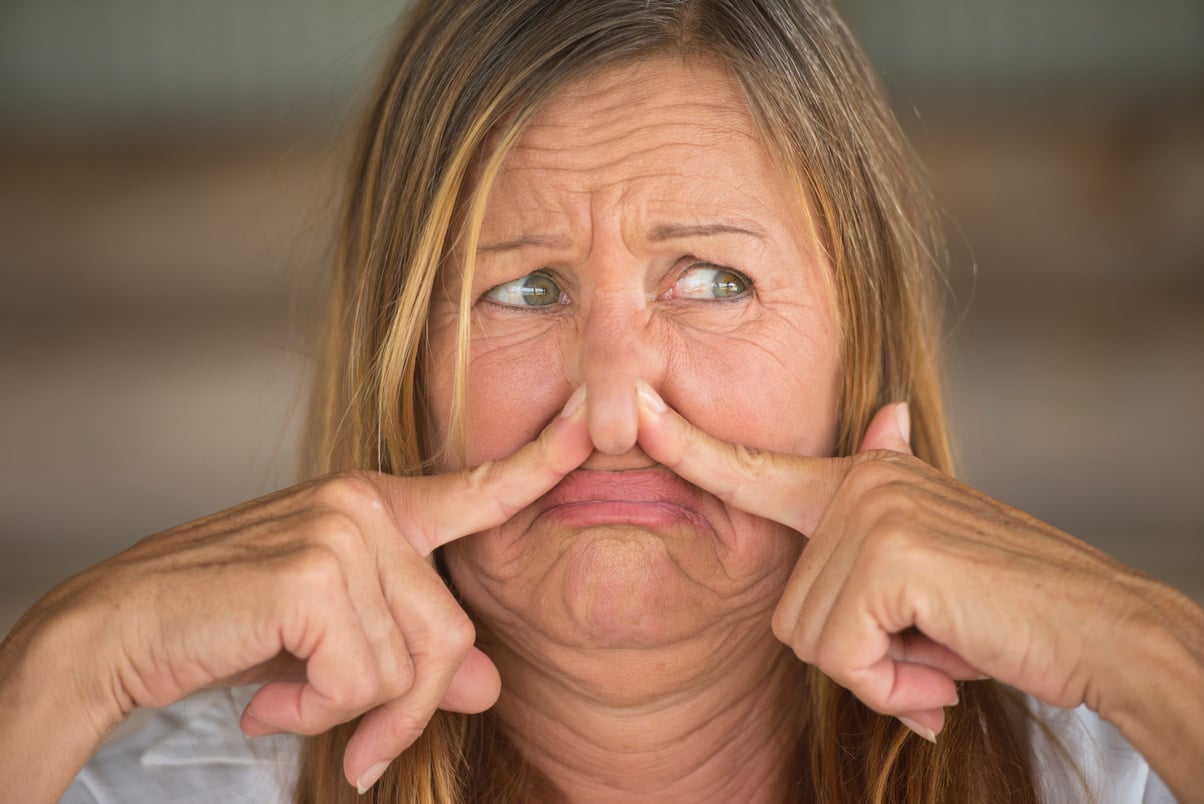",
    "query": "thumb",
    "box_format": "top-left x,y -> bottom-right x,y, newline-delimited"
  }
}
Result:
437,646 -> 501,714
857,402 -> 913,455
